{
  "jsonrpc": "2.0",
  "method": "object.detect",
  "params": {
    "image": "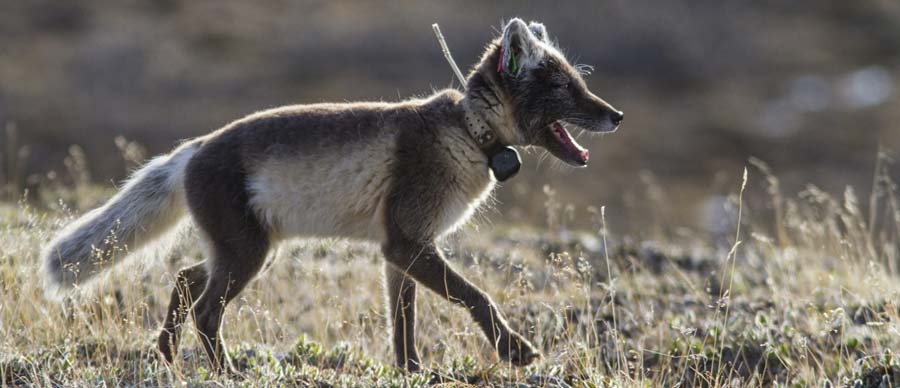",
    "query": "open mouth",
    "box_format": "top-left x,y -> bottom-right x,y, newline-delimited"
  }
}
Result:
549,121 -> 589,166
